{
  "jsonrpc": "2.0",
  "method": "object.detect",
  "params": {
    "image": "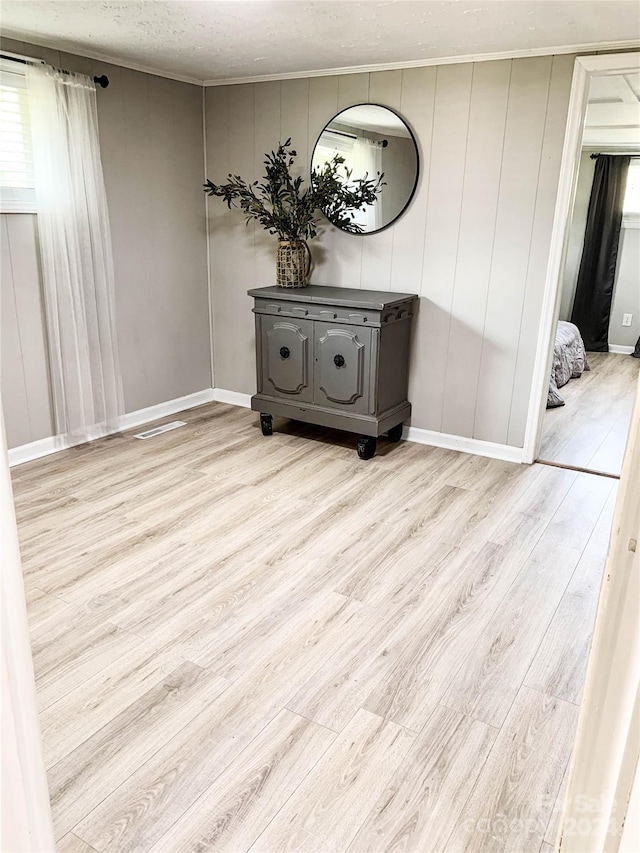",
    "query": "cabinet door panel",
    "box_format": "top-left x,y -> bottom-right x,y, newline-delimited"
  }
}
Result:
314,324 -> 371,414
261,317 -> 313,401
